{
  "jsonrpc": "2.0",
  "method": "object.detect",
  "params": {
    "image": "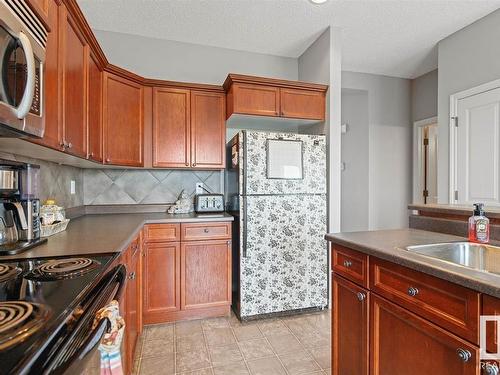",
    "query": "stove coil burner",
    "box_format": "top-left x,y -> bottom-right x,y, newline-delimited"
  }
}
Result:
0,301 -> 50,350
29,258 -> 100,280
0,264 -> 21,283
